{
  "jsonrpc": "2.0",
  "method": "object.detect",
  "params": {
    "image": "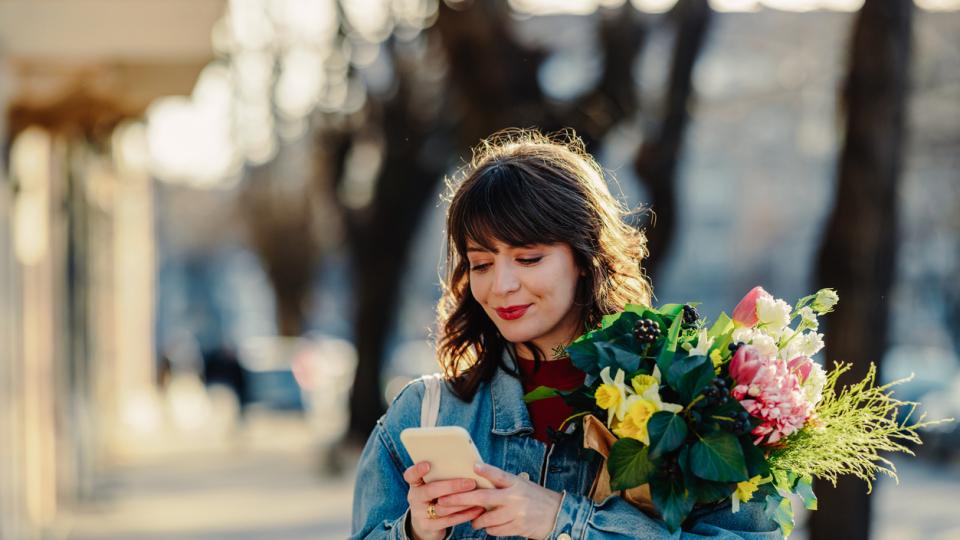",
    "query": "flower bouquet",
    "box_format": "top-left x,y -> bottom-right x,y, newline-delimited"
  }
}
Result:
525,287 -> 948,535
